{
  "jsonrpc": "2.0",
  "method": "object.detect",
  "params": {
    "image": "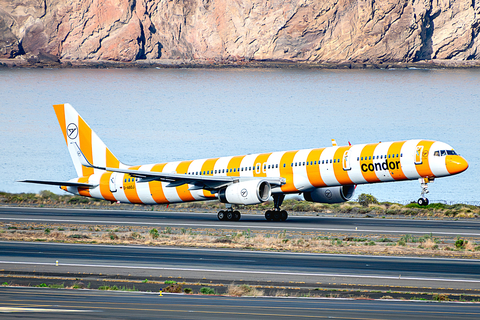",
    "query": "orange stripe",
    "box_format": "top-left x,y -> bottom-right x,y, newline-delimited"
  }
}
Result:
149,163 -> 168,204
77,176 -> 91,197
106,149 -> 120,168
201,158 -> 219,198
387,141 -> 407,180
253,153 -> 271,178
123,166 -> 142,204
78,116 -> 94,176
53,104 -> 67,145
333,146 -> 353,185
99,172 -> 116,201
359,143 -> 381,183
279,151 -> 298,193
415,140 -> 435,178
175,160 -> 195,202
227,156 -> 245,177
306,148 -> 326,187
